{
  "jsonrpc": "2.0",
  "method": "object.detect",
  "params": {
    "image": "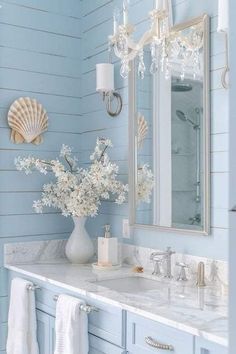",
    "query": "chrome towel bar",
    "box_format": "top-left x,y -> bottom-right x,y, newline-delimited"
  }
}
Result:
53,295 -> 99,314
